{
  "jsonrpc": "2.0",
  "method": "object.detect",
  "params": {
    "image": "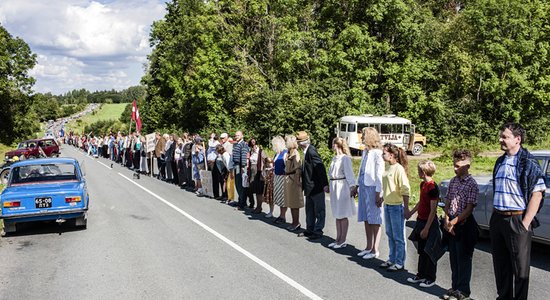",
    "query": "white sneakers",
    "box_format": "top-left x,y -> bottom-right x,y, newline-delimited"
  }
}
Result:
328,242 -> 347,249
357,249 -> 371,256
333,243 -> 347,249
265,212 -> 273,218
362,252 -> 379,259
387,264 -> 404,271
